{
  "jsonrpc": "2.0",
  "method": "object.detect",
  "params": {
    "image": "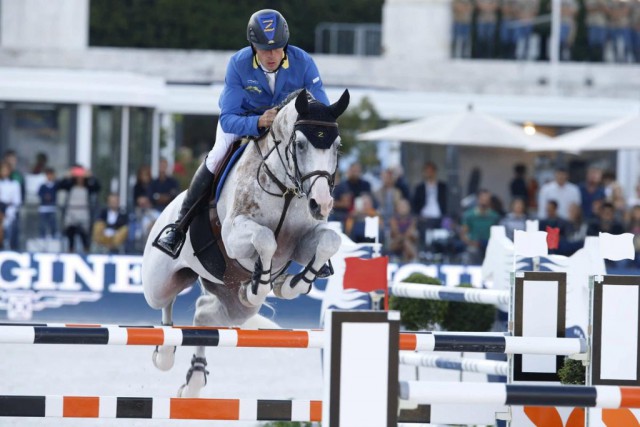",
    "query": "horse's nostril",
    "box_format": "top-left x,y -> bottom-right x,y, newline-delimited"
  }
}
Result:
309,199 -> 319,211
